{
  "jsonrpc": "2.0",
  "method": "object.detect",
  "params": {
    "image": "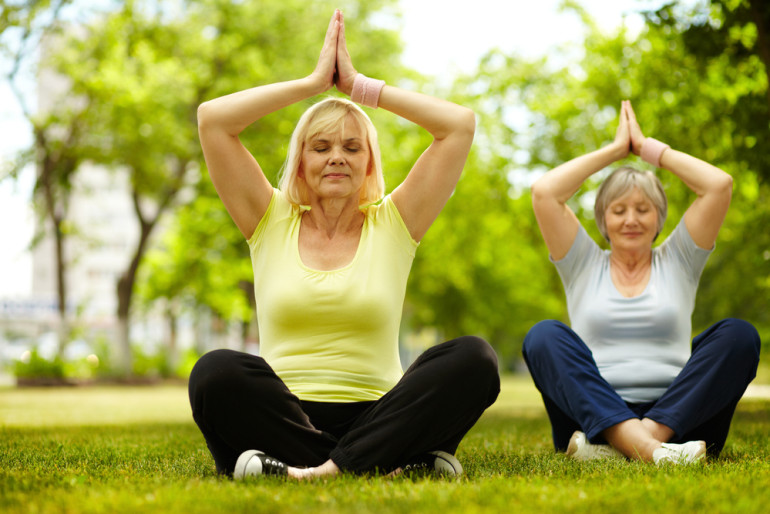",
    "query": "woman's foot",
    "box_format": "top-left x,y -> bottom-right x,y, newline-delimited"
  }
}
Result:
234,451 -> 341,480
652,441 -> 707,465
566,431 -> 624,461
288,459 -> 341,480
